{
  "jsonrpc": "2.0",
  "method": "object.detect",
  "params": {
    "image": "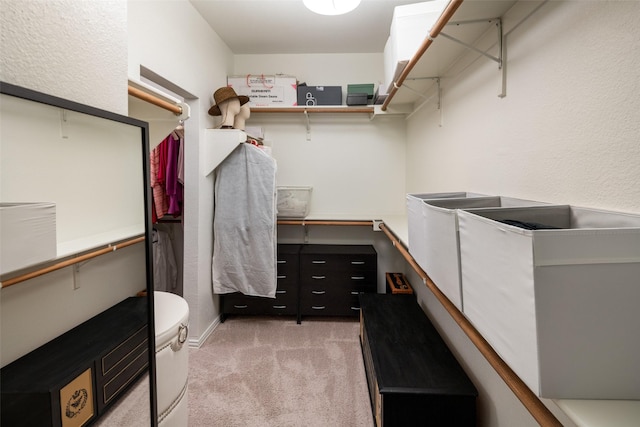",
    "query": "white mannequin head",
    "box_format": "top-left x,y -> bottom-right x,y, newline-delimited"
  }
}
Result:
217,97 -> 241,128
208,87 -> 249,128
233,102 -> 251,130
